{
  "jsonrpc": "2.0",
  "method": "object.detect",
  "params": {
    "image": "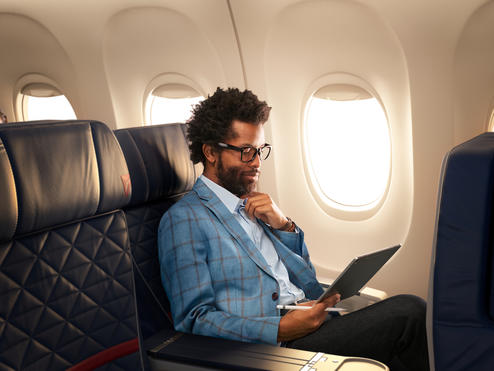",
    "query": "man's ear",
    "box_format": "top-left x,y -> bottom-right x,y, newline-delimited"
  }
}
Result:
202,143 -> 217,165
